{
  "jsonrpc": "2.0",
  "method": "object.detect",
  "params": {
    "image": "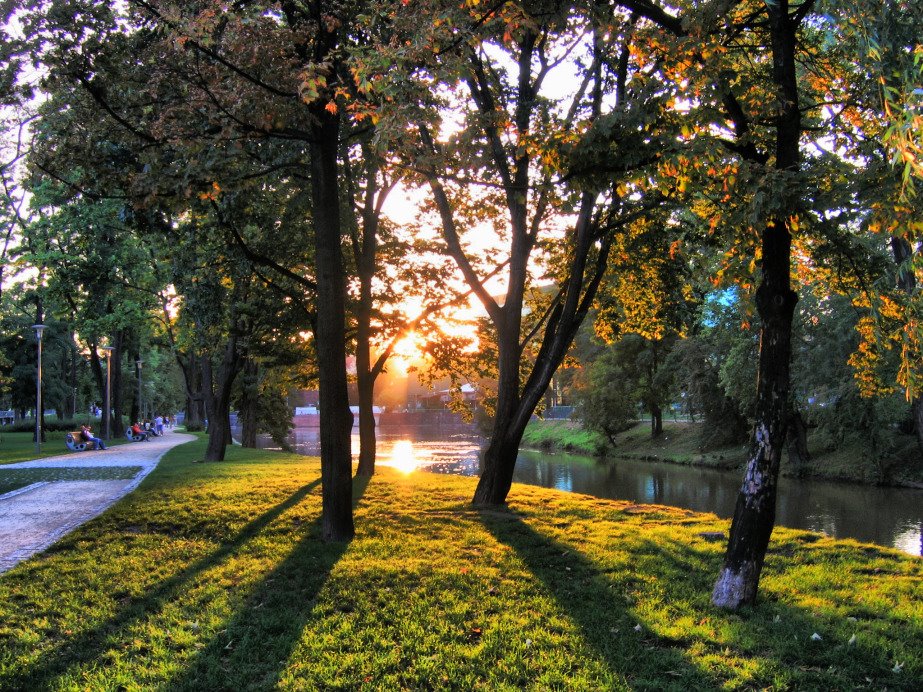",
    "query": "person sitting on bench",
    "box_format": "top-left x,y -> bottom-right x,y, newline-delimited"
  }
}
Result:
81,424 -> 107,450
131,422 -> 153,441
